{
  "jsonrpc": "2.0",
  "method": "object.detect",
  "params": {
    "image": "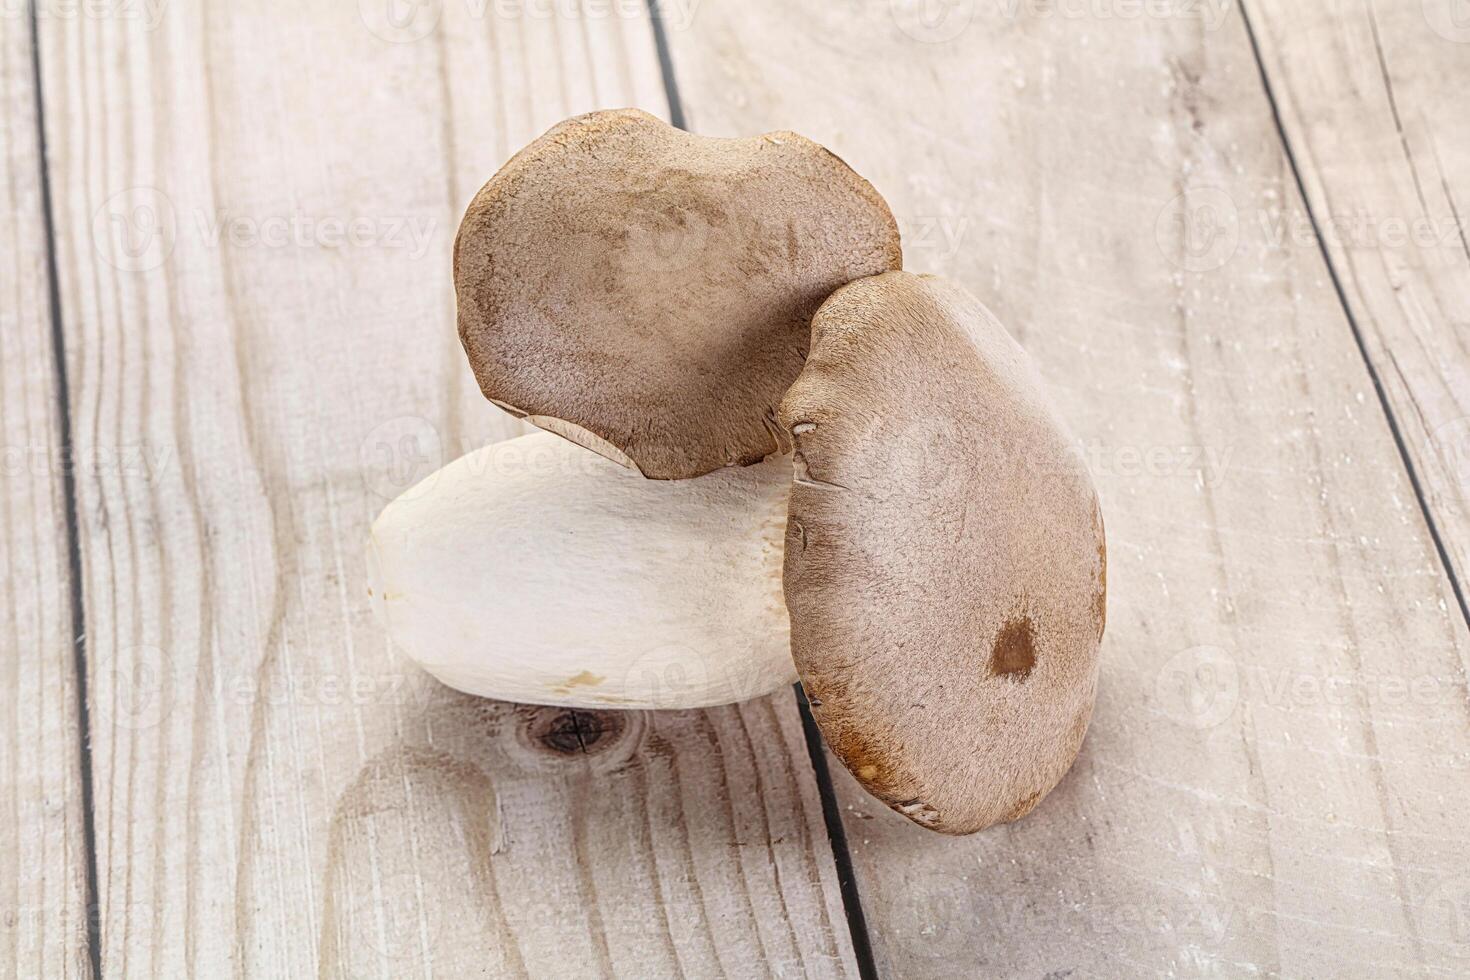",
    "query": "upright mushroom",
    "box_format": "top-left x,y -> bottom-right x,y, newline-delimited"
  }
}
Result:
780,271 -> 1106,834
455,108 -> 902,480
